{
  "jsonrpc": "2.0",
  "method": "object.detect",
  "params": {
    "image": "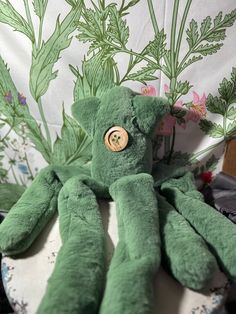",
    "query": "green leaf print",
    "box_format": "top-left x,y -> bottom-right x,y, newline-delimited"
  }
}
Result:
197,67 -> 236,151
179,10 -> 236,74
78,2 -> 130,54
126,66 -> 157,84
120,0 -> 141,15
206,69 -> 236,118
175,80 -> 192,95
231,67 -> 236,81
219,78 -> 234,103
186,19 -> 199,48
193,43 -> 223,56
77,5 -> 107,46
215,9 -> 236,28
213,12 -> 223,27
186,11 -> 236,48
0,57 -> 18,105
107,6 -> 129,47
218,76 -> 236,104
200,16 -> 212,36
0,0 -> 236,173
30,2 -> 83,101
199,120 -> 224,138
52,109 -> 92,165
180,55 -> 203,72
206,94 -> 226,116
72,53 -> 115,101
2,101 -> 51,163
227,107 -> 236,120
227,120 -> 236,137
206,30 -> 226,43
33,0 -> 48,19
0,55 -> 51,162
65,0 -> 78,7
0,0 -> 34,42
145,29 -> 167,65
